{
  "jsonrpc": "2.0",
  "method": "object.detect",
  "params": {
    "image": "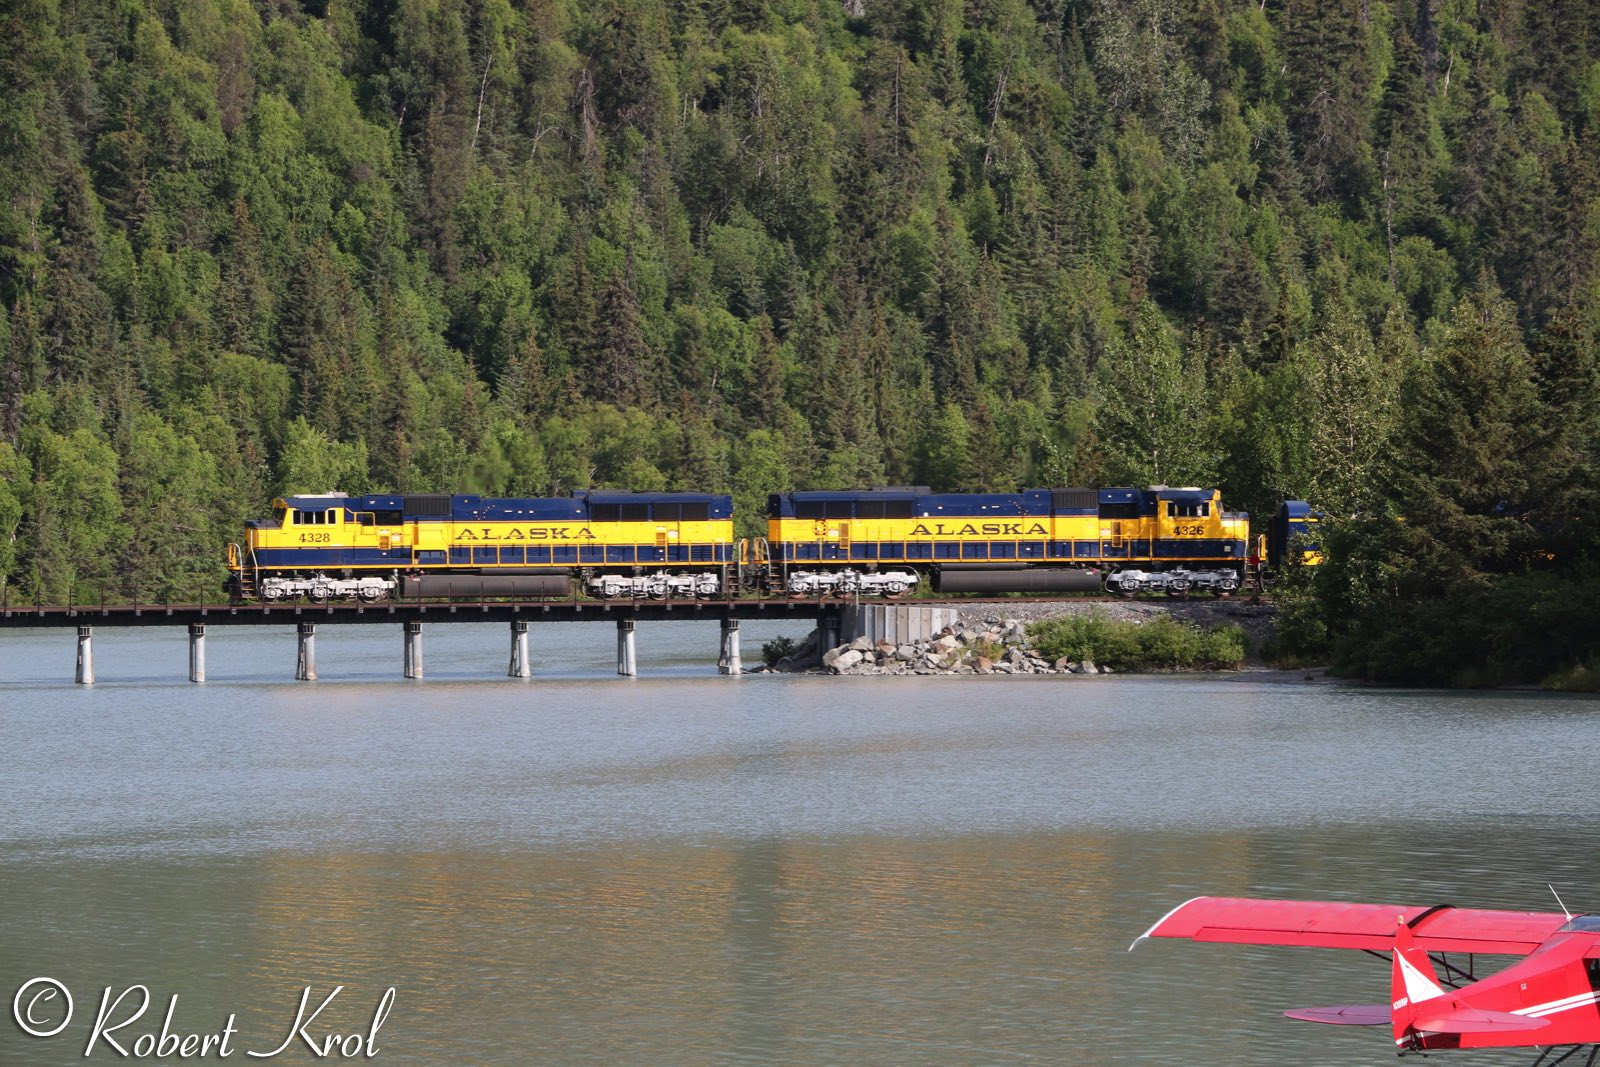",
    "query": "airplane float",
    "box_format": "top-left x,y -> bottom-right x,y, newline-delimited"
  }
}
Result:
1132,897 -> 1600,1065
